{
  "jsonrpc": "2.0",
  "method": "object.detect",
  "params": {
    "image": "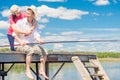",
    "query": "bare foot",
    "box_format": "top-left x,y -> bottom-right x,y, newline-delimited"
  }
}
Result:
39,70 -> 49,79
26,71 -> 34,80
